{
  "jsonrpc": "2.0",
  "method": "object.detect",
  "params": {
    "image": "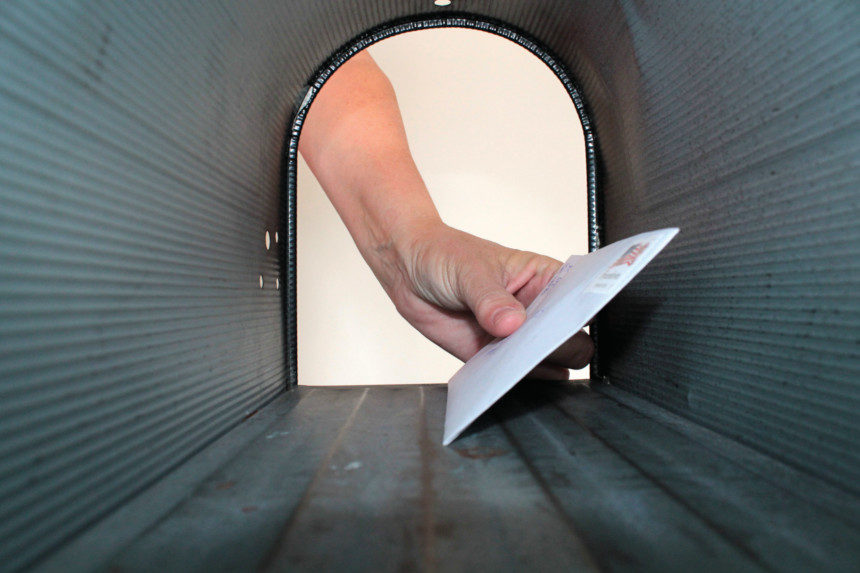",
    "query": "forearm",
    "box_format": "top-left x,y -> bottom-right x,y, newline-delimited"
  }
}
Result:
298,52 -> 442,289
298,51 -> 593,366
